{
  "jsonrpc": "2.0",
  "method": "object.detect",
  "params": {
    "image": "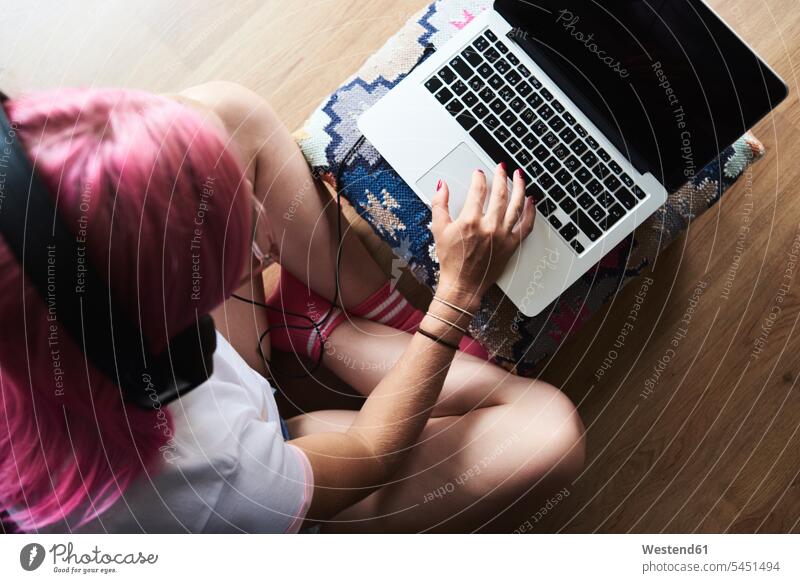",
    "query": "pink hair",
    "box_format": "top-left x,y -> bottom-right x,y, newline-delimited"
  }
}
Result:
0,88 -> 250,530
